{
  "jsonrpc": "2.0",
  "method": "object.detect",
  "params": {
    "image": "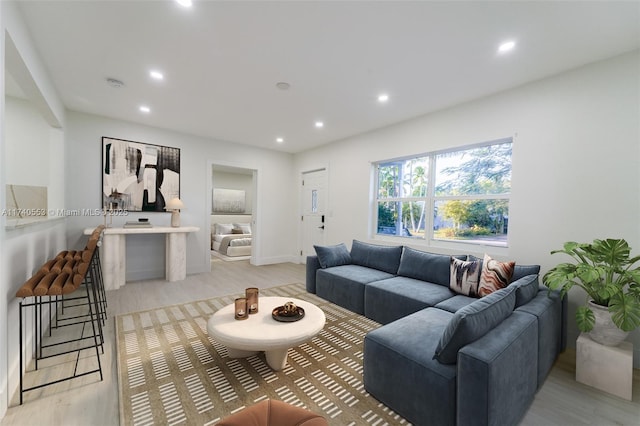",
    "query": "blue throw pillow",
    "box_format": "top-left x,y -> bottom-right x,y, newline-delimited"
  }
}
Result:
314,243 -> 352,268
509,274 -> 540,307
433,285 -> 516,364
350,240 -> 403,274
